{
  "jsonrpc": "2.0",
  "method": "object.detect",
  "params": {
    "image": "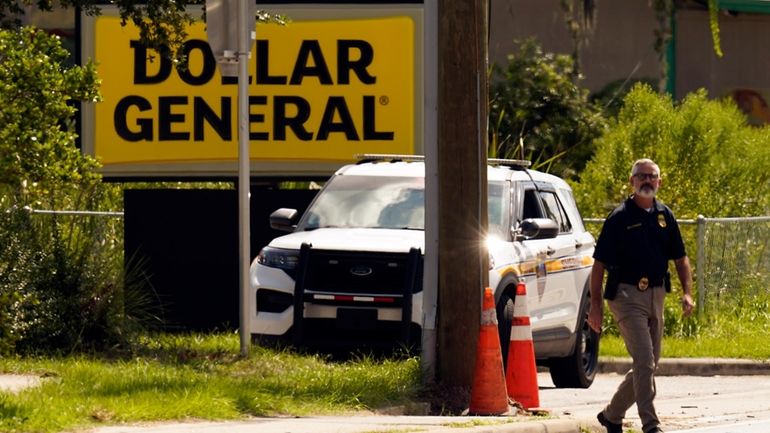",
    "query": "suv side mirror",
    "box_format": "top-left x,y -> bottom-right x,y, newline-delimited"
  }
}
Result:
270,208 -> 299,232
517,218 -> 559,240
